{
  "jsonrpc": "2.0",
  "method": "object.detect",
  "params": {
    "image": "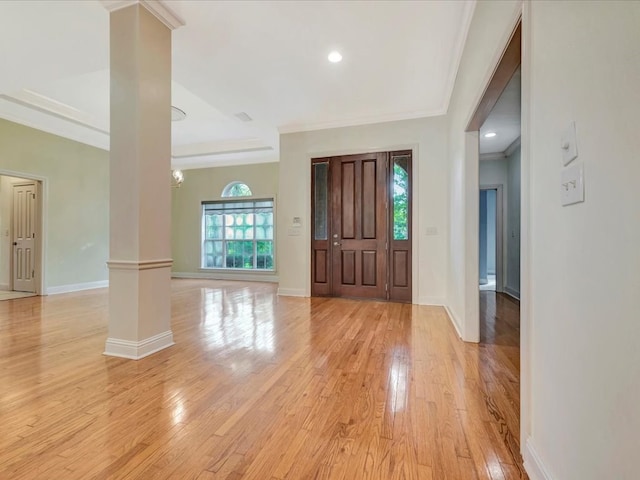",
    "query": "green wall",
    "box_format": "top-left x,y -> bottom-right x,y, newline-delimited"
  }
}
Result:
0,118 -> 109,290
171,162 -> 279,278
